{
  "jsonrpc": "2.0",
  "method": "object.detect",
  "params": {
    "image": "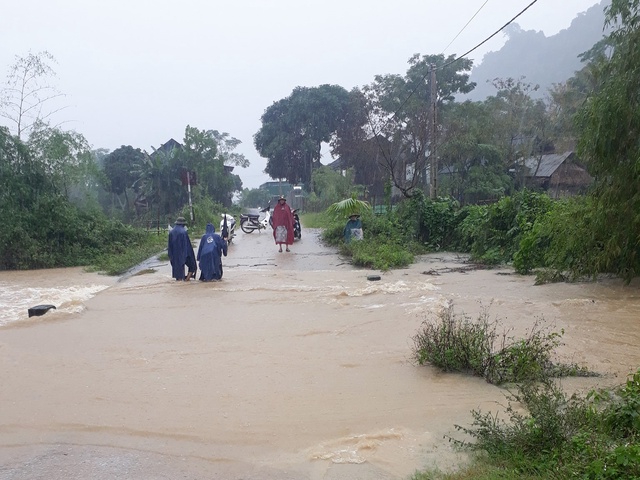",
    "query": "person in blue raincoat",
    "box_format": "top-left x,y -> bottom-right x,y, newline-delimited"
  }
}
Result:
343,214 -> 363,243
197,223 -> 228,281
168,216 -> 197,281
